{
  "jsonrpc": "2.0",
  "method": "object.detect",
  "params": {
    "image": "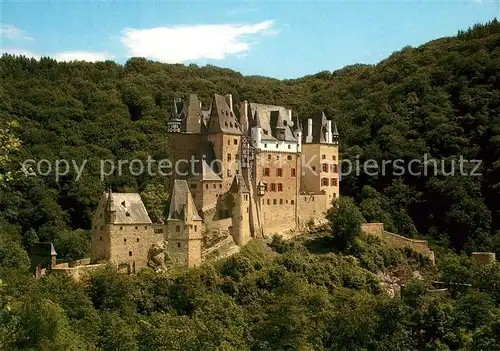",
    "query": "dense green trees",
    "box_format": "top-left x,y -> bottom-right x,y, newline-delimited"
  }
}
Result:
1,21 -> 499,258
